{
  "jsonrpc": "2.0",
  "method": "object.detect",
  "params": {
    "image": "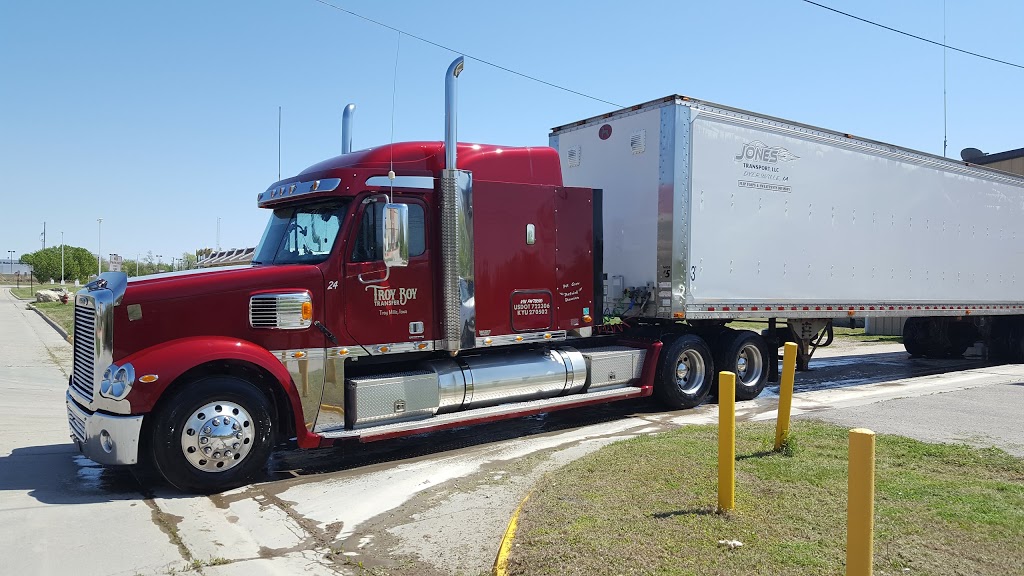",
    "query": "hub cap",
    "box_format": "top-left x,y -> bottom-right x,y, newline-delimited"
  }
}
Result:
674,349 -> 706,394
180,401 -> 255,472
735,343 -> 763,386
